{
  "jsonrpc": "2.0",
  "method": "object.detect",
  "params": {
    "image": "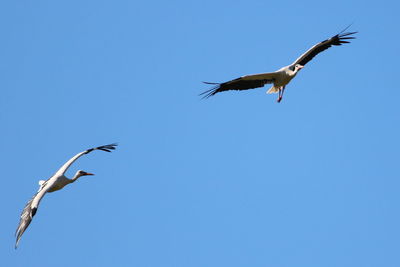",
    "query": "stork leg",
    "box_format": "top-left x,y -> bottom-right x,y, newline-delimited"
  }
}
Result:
277,86 -> 285,103
277,88 -> 282,102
